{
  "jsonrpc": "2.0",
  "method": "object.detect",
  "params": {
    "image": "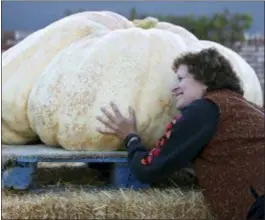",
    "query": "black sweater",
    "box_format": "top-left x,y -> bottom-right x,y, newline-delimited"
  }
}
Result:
125,99 -> 220,183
